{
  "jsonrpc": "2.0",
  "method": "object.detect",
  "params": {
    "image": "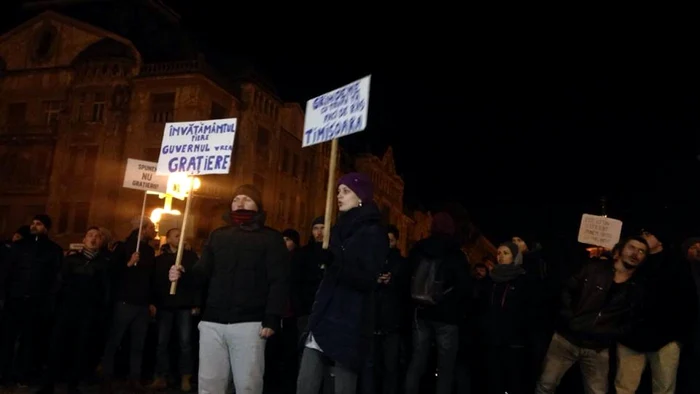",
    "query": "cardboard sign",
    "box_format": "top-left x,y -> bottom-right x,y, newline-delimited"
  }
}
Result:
123,158 -> 169,194
577,213 -> 623,249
